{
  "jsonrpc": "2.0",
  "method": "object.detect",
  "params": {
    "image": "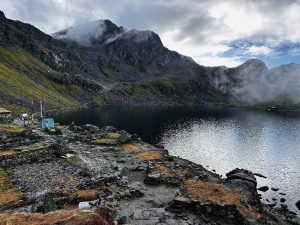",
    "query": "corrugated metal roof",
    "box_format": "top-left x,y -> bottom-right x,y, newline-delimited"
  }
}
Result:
0,107 -> 12,114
